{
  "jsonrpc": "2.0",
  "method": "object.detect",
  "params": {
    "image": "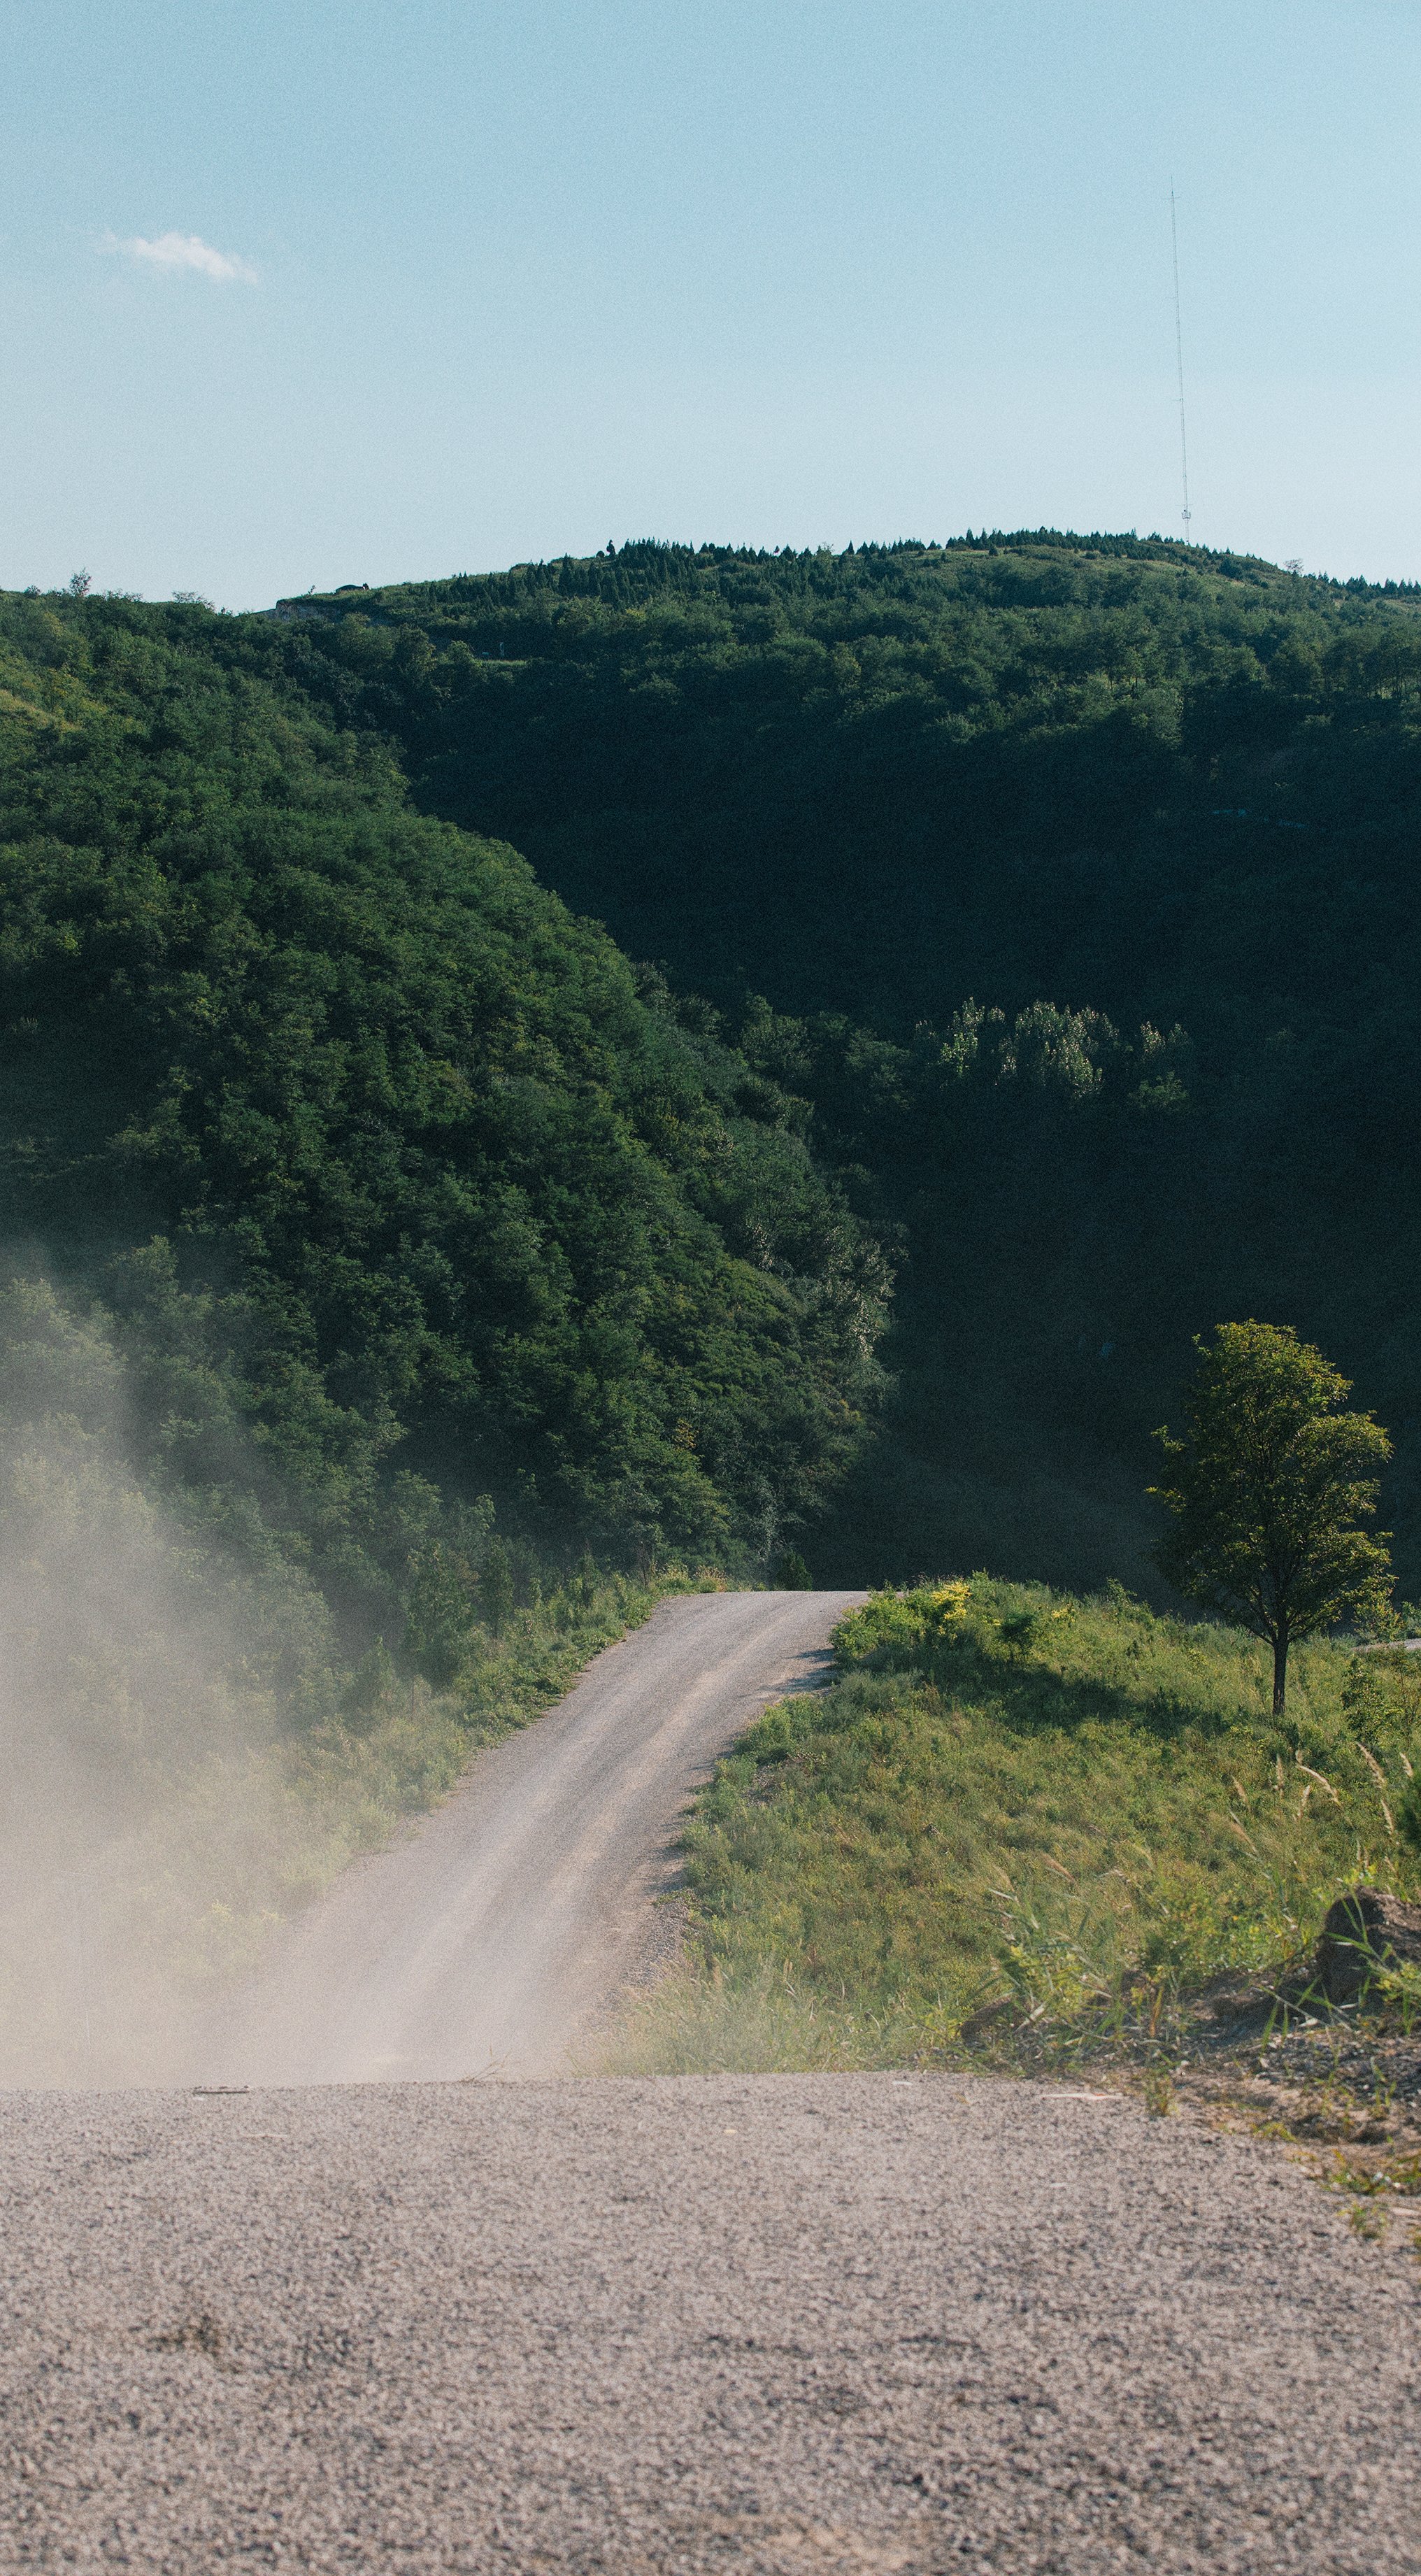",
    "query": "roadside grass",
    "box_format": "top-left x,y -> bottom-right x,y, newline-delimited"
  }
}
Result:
602,1577 -> 1421,2077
